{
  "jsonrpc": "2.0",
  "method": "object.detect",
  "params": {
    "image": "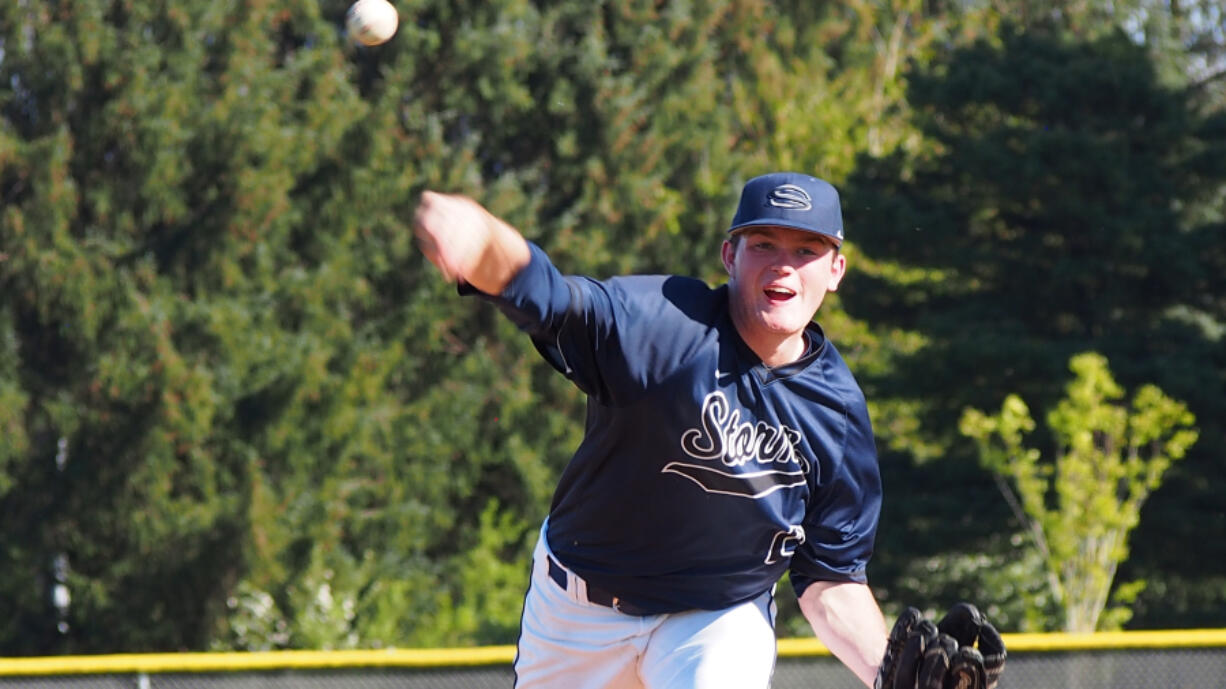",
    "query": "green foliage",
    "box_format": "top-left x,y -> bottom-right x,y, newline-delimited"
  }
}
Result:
960,353 -> 1198,631
1,0 -> 854,652
2,0 -> 1223,653
892,536 -> 1056,633
416,501 -> 533,646
844,19 -> 1226,629
0,0 -> 451,652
